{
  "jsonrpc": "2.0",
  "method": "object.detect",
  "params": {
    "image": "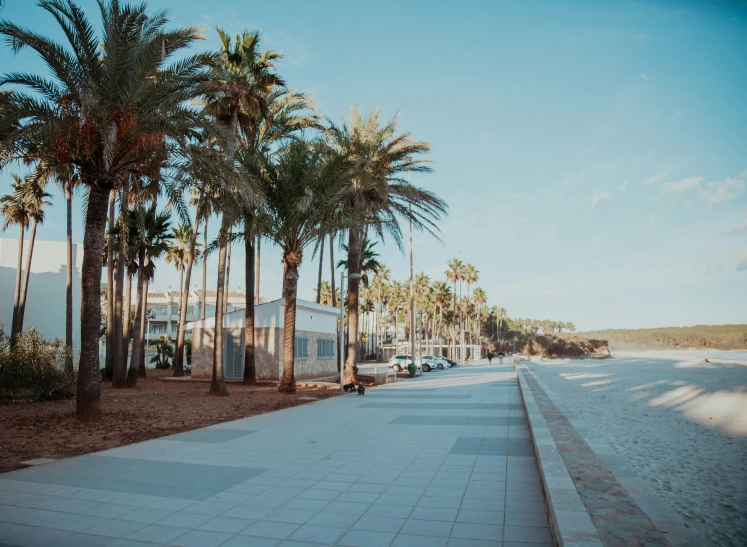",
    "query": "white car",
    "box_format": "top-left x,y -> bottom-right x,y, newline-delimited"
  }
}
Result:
422,355 -> 449,370
388,355 -> 422,374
